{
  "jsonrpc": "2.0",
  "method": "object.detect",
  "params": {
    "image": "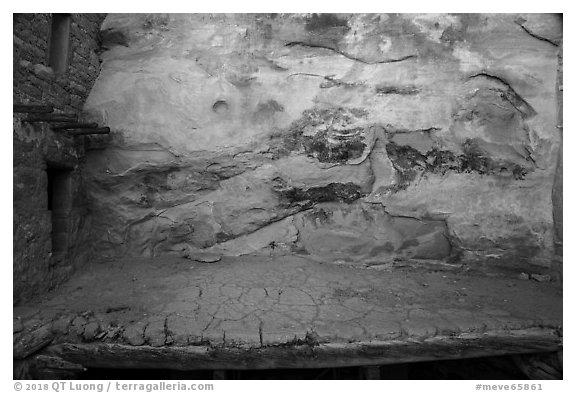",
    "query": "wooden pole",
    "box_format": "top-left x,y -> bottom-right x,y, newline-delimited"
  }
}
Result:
67,127 -> 111,136
52,123 -> 99,131
14,104 -> 54,113
42,331 -> 561,372
24,113 -> 78,123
